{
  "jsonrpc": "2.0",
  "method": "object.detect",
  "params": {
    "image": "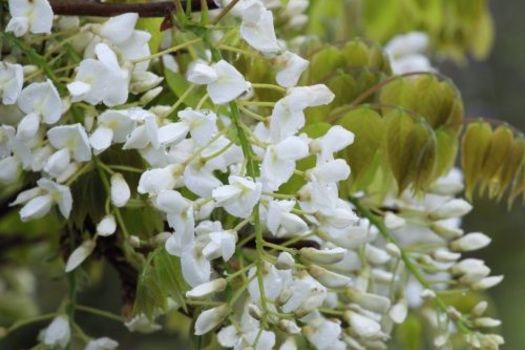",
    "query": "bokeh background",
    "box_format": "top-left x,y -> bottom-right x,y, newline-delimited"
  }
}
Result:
2,0 -> 525,349
445,1 -> 525,348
